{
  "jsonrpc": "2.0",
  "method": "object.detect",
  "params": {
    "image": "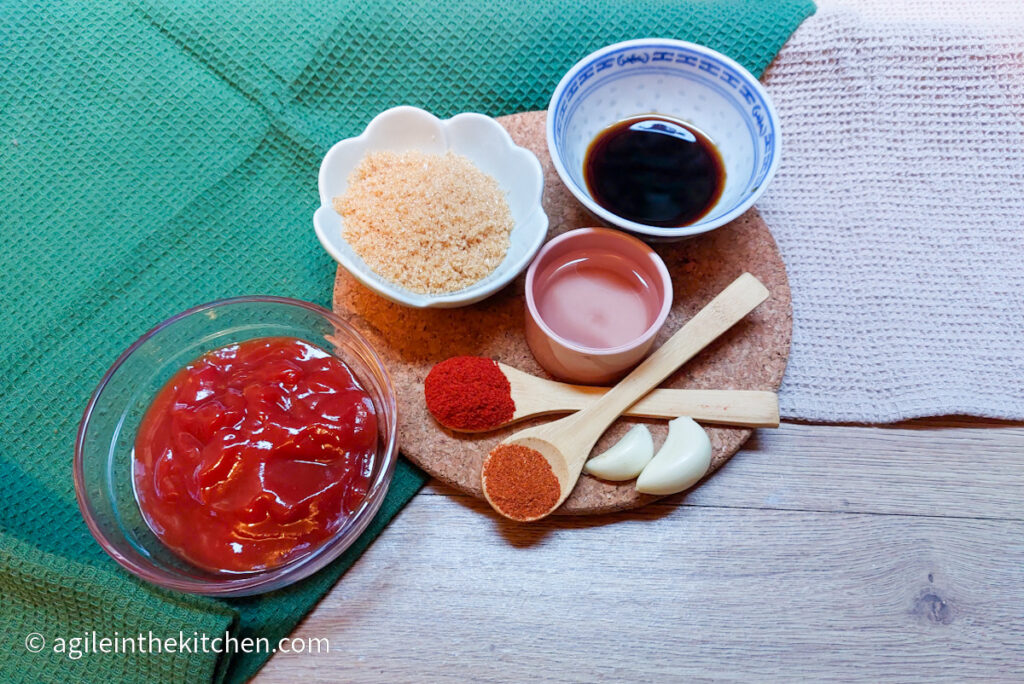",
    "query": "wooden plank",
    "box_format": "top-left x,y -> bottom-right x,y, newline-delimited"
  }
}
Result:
681,421 -> 1024,520
420,421 -> 1024,521
255,494 -> 1024,683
